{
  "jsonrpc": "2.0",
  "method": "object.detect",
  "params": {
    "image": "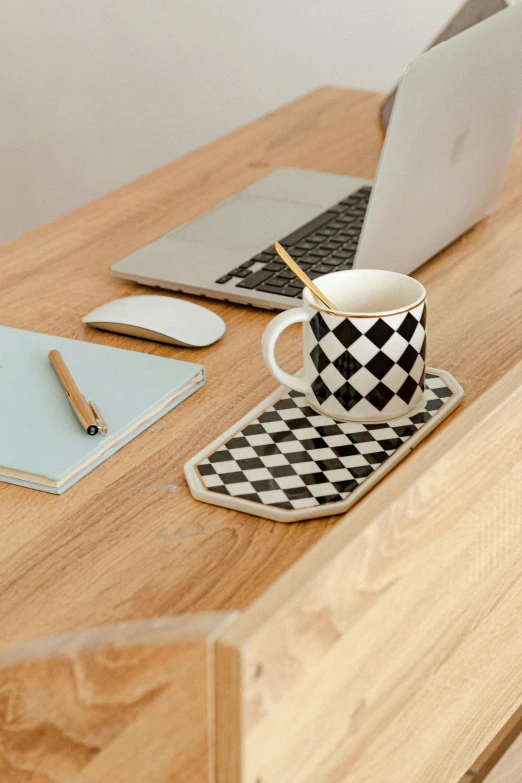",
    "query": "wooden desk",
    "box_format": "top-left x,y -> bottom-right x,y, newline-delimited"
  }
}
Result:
0,87 -> 521,783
